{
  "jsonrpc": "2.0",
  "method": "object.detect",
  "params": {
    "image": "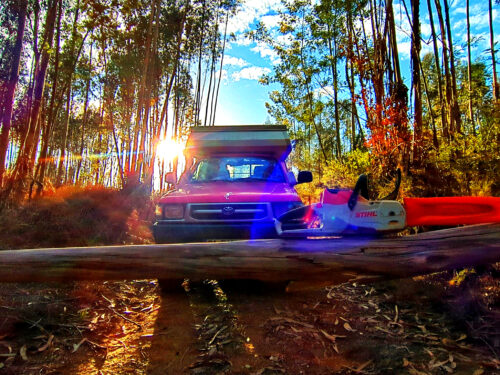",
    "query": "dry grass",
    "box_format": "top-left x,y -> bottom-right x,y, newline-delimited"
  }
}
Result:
0,185 -> 154,250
